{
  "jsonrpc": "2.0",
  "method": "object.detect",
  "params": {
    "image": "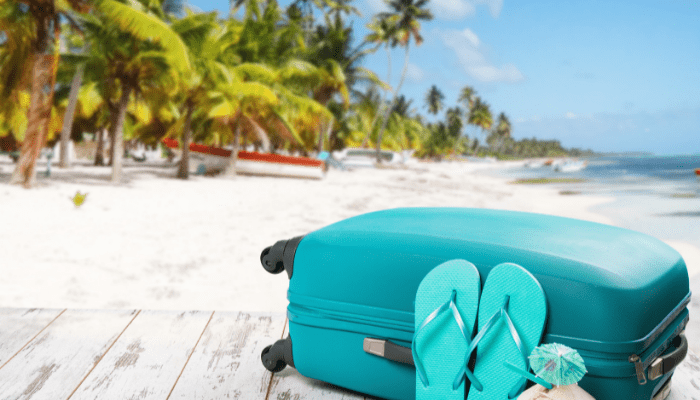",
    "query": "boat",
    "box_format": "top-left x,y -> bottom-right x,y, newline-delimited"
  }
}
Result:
553,160 -> 588,172
695,168 -> 700,176
524,160 -> 546,168
162,138 -> 325,179
332,148 -> 404,168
